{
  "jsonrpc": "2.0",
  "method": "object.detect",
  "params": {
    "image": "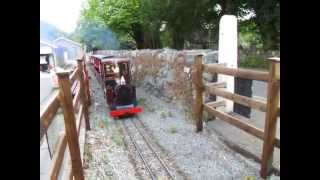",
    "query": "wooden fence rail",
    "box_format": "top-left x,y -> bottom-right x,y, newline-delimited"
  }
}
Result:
192,55 -> 280,178
40,57 -> 91,180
